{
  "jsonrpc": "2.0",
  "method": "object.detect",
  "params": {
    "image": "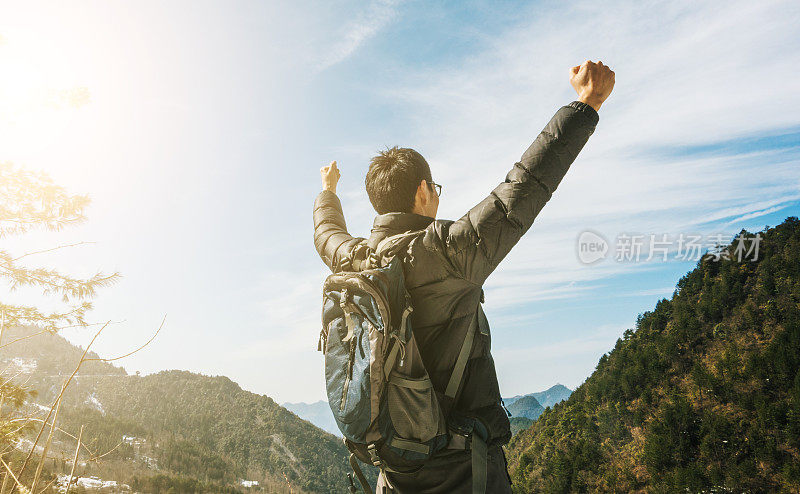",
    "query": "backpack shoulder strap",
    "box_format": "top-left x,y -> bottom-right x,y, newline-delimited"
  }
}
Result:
445,311 -> 477,399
